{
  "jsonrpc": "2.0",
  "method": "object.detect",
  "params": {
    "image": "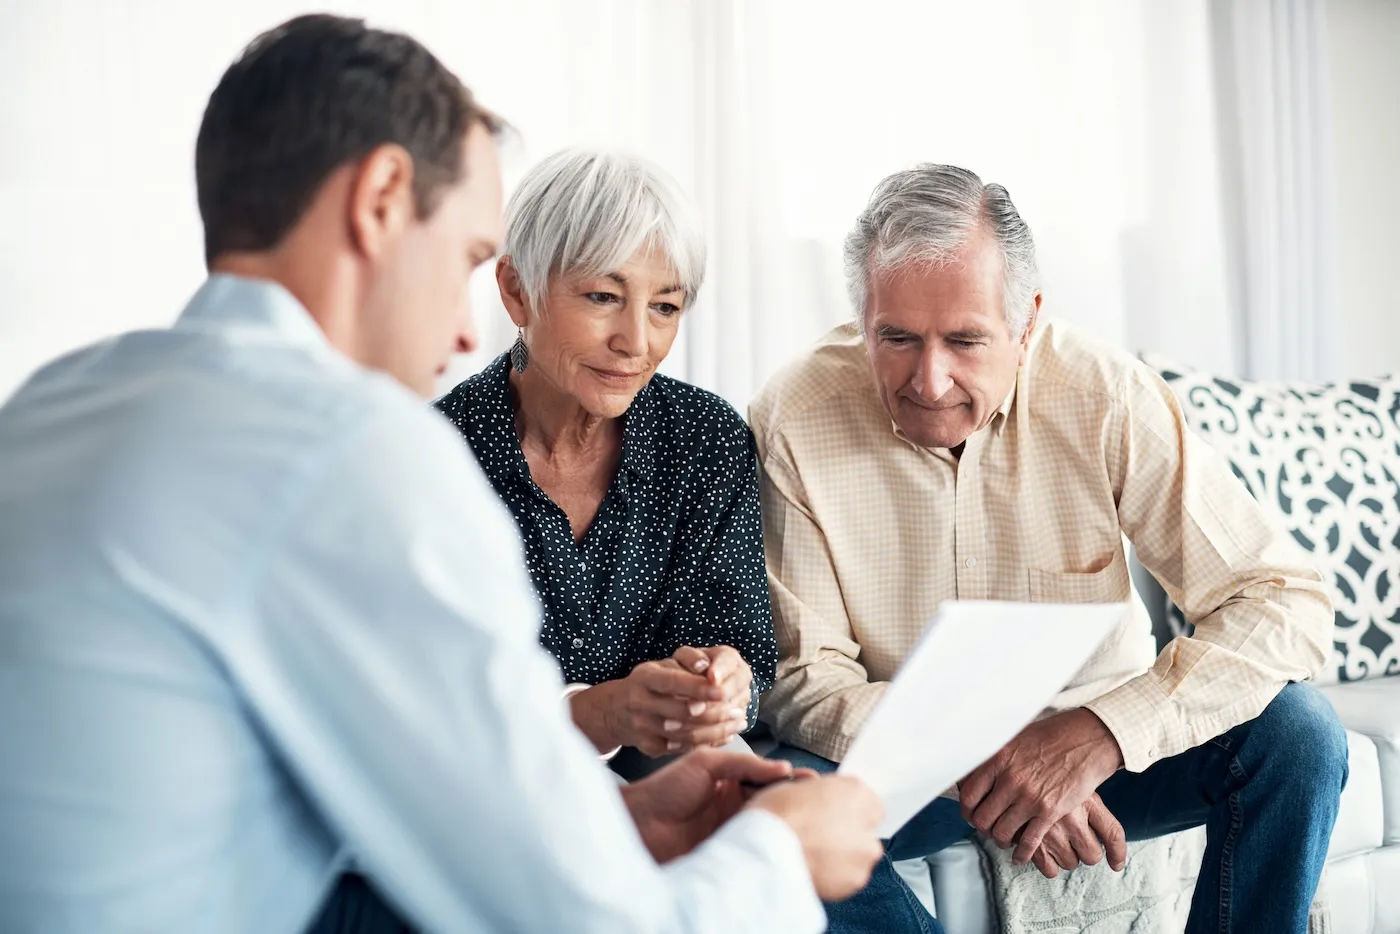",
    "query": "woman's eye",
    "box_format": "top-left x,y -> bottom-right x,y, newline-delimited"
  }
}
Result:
652,302 -> 681,317
586,291 -> 621,304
